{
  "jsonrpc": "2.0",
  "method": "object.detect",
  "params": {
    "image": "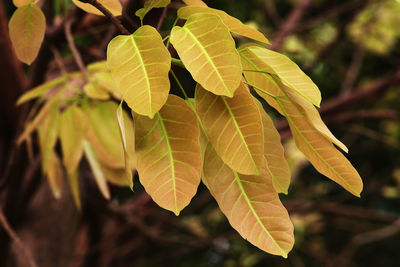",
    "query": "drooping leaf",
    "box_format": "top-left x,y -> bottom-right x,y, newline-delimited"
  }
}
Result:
107,25 -> 171,118
182,0 -> 208,7
9,3 -> 46,65
178,6 -> 270,44
117,104 -> 134,189
90,72 -> 121,99
17,76 -> 67,105
68,170 -> 81,210
203,143 -> 294,257
239,45 -> 321,107
59,105 -> 87,174
240,46 -> 348,152
195,82 -> 264,175
13,0 -> 39,8
135,95 -> 202,215
72,0 -> 122,16
45,151 -> 64,199
255,101 -> 291,194
38,106 -> 59,171
101,165 -> 132,187
83,83 -> 110,100
135,0 -> 170,22
170,13 -> 242,97
83,140 -> 111,199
